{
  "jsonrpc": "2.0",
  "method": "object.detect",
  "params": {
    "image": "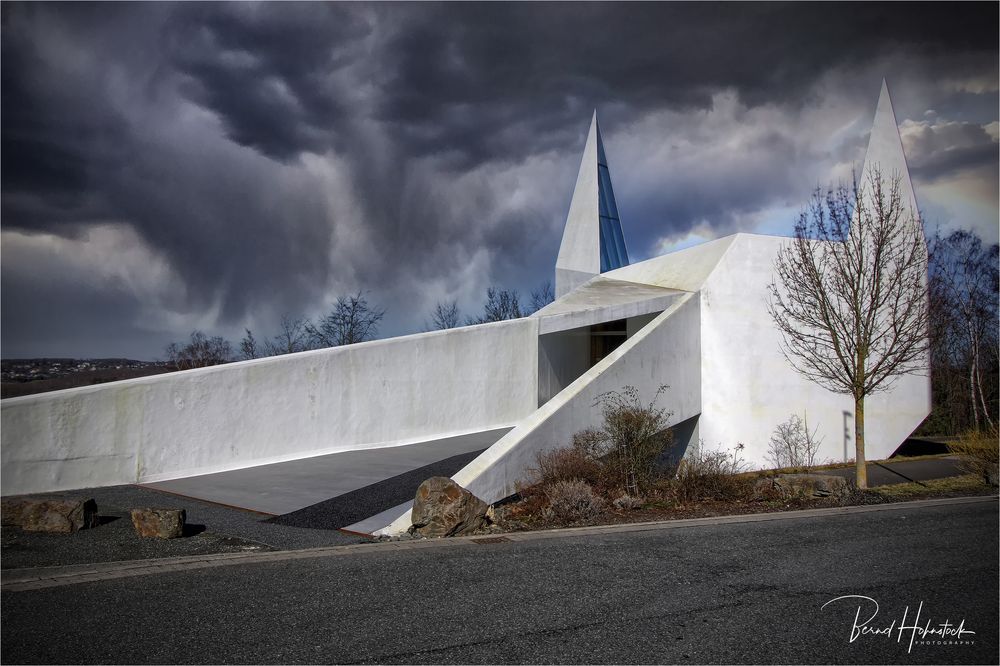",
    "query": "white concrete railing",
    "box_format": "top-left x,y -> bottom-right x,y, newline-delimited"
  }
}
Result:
1,319 -> 540,496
